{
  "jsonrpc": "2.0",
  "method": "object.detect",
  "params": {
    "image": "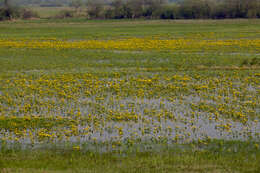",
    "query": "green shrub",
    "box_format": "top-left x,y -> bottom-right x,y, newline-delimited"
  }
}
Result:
54,9 -> 75,19
20,8 -> 39,19
0,7 -> 39,21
